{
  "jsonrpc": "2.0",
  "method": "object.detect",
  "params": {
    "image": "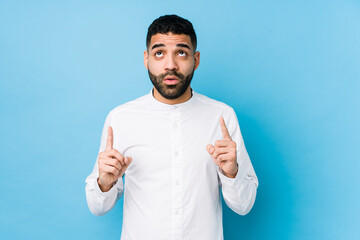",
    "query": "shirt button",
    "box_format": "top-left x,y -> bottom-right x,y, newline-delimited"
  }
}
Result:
176,180 -> 180,185
175,210 -> 179,215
